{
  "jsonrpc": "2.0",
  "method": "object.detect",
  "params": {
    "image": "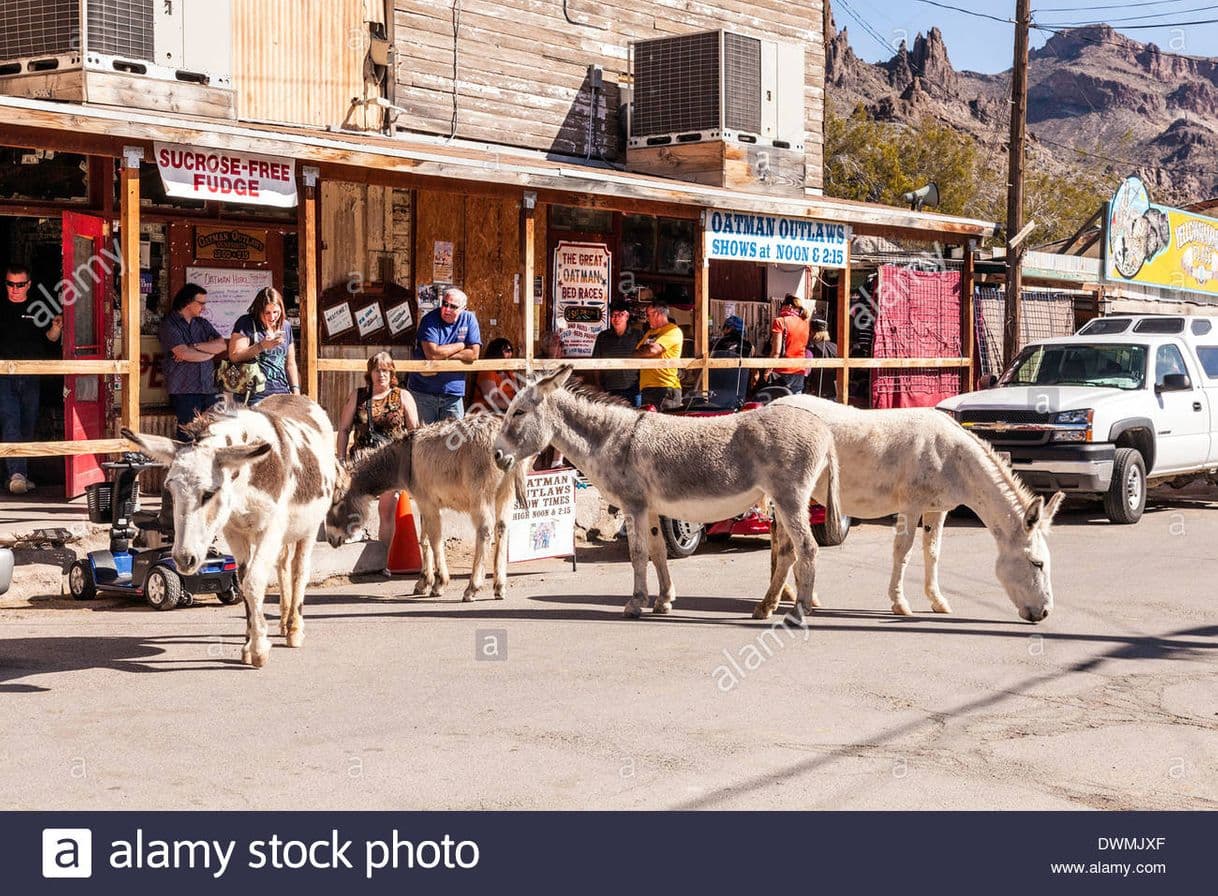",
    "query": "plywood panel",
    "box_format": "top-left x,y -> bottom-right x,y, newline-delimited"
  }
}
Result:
234,0 -> 369,128
465,195 -> 522,350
